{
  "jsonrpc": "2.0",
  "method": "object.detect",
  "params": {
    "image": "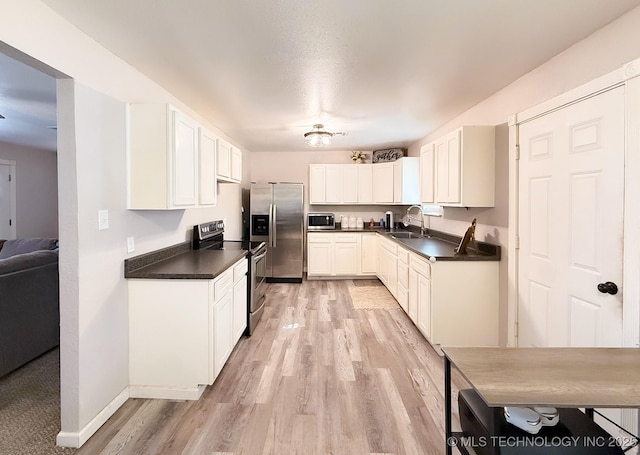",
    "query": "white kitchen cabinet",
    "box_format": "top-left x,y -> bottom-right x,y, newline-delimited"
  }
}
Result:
372,162 -> 394,204
129,256 -> 248,400
420,143 -> 435,204
360,233 -> 378,275
199,127 -> 218,206
396,245 -> 410,312
393,157 -> 420,204
434,126 -> 495,207
377,235 -> 398,297
357,164 -> 374,203
307,233 -> 359,276
217,139 -> 242,183
308,164 -> 357,204
410,253 -> 432,338
408,268 -> 419,324
129,104 -> 199,209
